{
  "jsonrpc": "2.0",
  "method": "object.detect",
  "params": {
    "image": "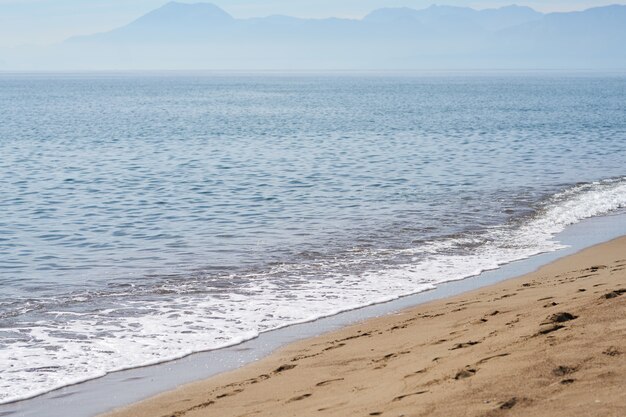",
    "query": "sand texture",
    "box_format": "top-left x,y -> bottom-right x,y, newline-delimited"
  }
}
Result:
104,237 -> 626,417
